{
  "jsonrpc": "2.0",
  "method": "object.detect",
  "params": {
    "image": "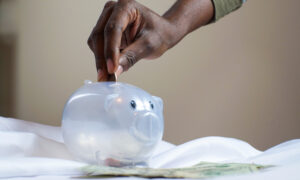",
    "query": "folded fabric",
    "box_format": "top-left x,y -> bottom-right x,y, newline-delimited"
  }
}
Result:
0,116 -> 300,179
0,157 -> 84,178
149,136 -> 261,168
